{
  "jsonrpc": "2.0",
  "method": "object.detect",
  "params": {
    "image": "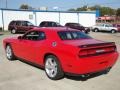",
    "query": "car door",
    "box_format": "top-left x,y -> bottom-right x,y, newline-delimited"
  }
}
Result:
20,21 -> 30,32
14,31 -> 46,63
104,24 -> 110,31
99,24 -> 105,31
15,21 -> 21,31
26,21 -> 34,30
